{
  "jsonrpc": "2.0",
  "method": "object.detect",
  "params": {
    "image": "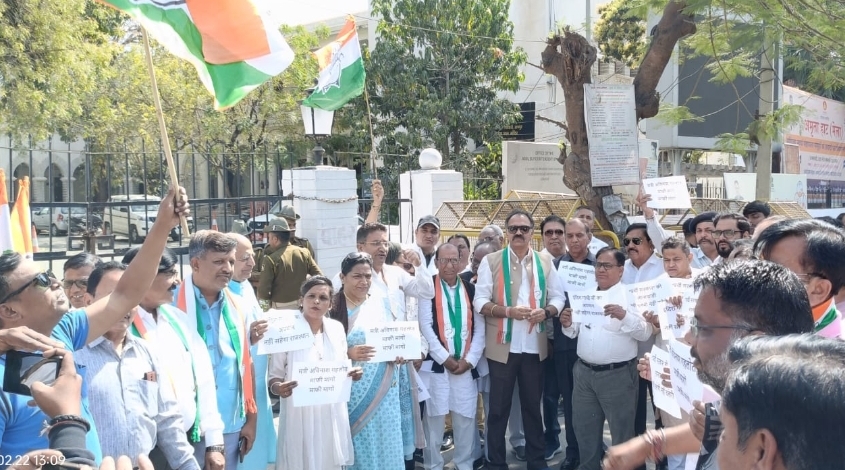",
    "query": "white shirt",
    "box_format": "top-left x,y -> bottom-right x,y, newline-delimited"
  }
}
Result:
622,252 -> 666,284
405,243 -> 438,273
135,305 -> 225,446
473,248 -> 566,355
588,237 -> 608,254
645,217 -> 675,248
562,282 -> 653,364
